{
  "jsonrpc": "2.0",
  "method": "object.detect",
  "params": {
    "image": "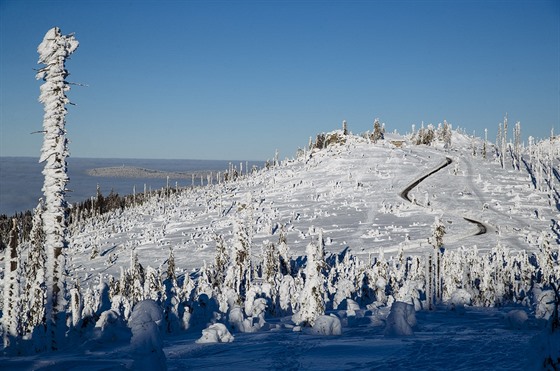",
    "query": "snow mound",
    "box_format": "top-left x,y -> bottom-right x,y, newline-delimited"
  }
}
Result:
128,300 -> 166,371
536,290 -> 556,321
505,310 -> 529,330
196,323 -> 234,343
94,309 -> 131,343
310,314 -> 342,336
449,289 -> 472,310
384,301 -> 416,336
